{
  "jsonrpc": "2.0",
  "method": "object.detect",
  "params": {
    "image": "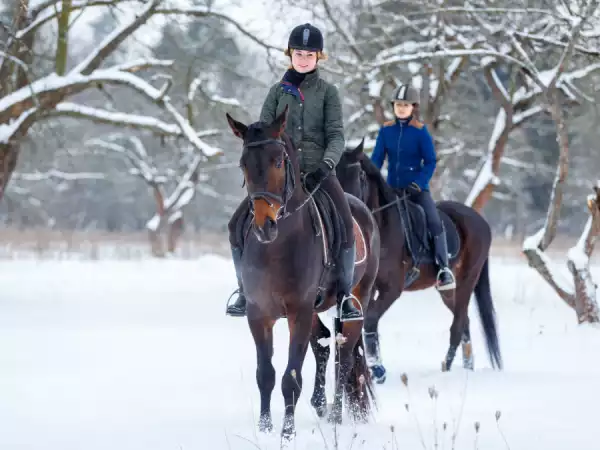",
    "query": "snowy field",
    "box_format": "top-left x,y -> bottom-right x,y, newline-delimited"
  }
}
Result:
2,254 -> 600,450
